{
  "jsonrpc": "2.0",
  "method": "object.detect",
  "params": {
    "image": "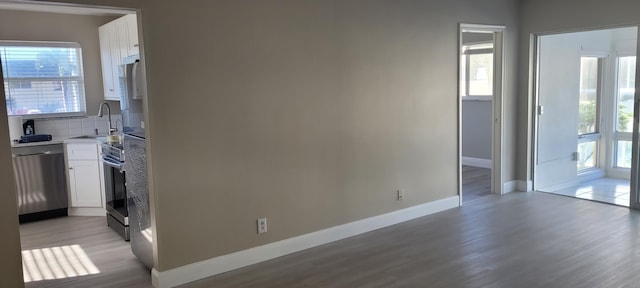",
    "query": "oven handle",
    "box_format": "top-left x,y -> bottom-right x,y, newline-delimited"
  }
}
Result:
101,156 -> 123,170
